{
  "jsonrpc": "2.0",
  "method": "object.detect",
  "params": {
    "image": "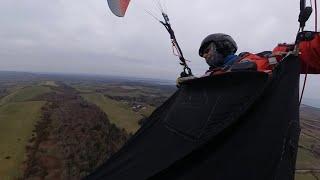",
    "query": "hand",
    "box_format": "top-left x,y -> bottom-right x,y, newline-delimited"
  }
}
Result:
176,75 -> 197,87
